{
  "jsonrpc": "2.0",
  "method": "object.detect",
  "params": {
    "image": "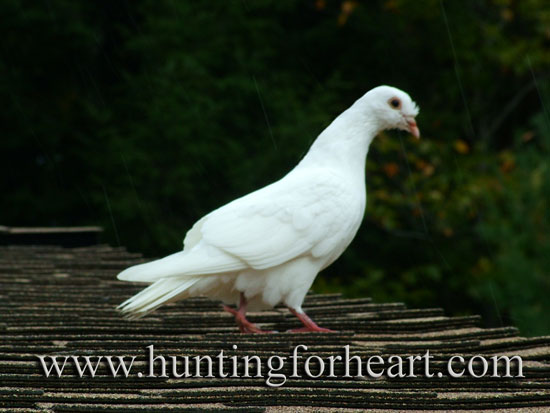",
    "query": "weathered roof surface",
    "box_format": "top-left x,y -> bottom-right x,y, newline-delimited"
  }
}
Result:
1,244 -> 550,412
